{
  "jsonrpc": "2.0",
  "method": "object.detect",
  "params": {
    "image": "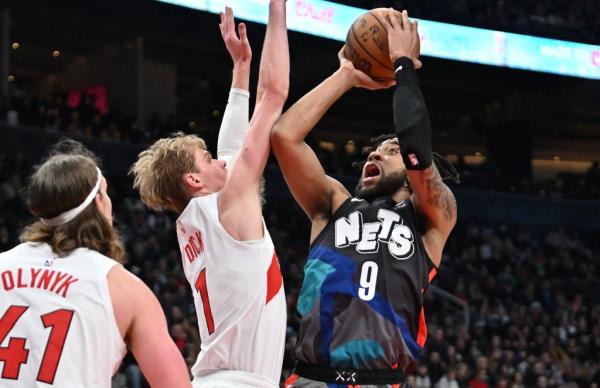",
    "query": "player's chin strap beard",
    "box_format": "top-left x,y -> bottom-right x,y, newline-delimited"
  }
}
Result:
40,167 -> 103,227
355,170 -> 409,201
